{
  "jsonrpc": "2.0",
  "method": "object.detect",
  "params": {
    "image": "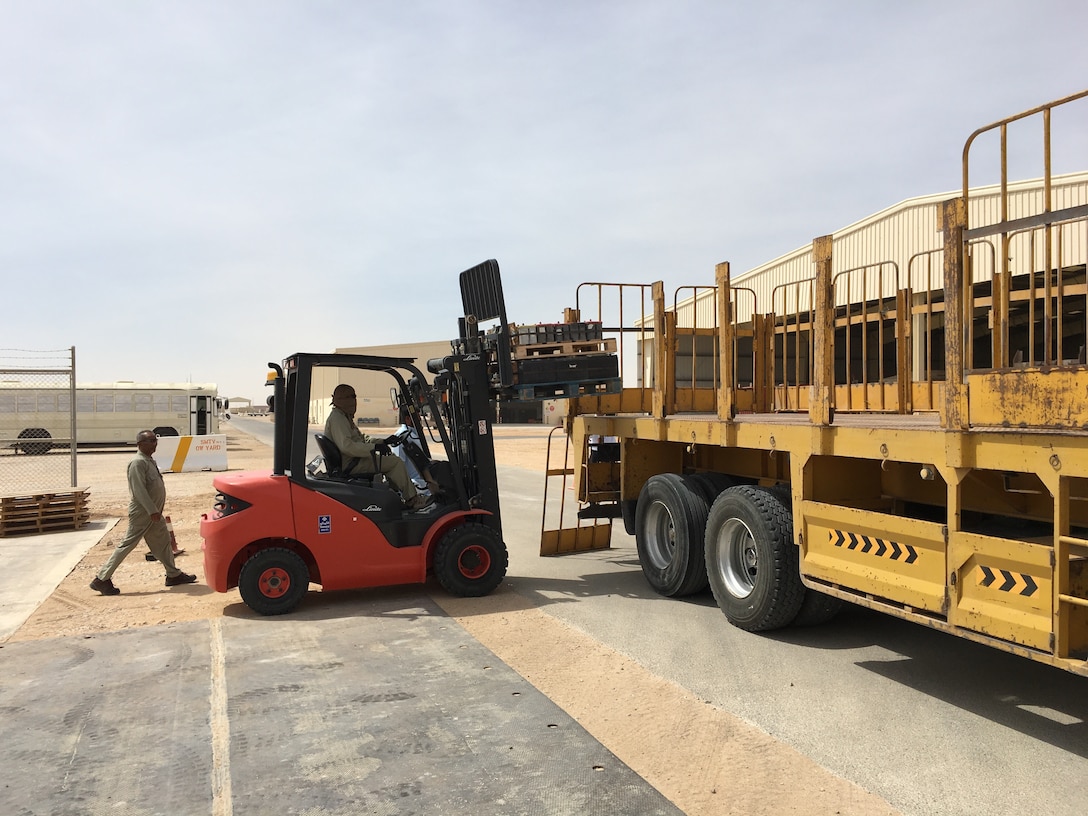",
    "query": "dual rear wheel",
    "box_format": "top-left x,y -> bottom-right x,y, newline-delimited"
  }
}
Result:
704,485 -> 804,631
634,477 -> 842,630
634,474 -> 713,597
